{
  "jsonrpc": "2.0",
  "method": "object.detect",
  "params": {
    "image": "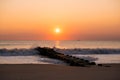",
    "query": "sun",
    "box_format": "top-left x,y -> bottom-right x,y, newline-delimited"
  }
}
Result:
55,28 -> 60,33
